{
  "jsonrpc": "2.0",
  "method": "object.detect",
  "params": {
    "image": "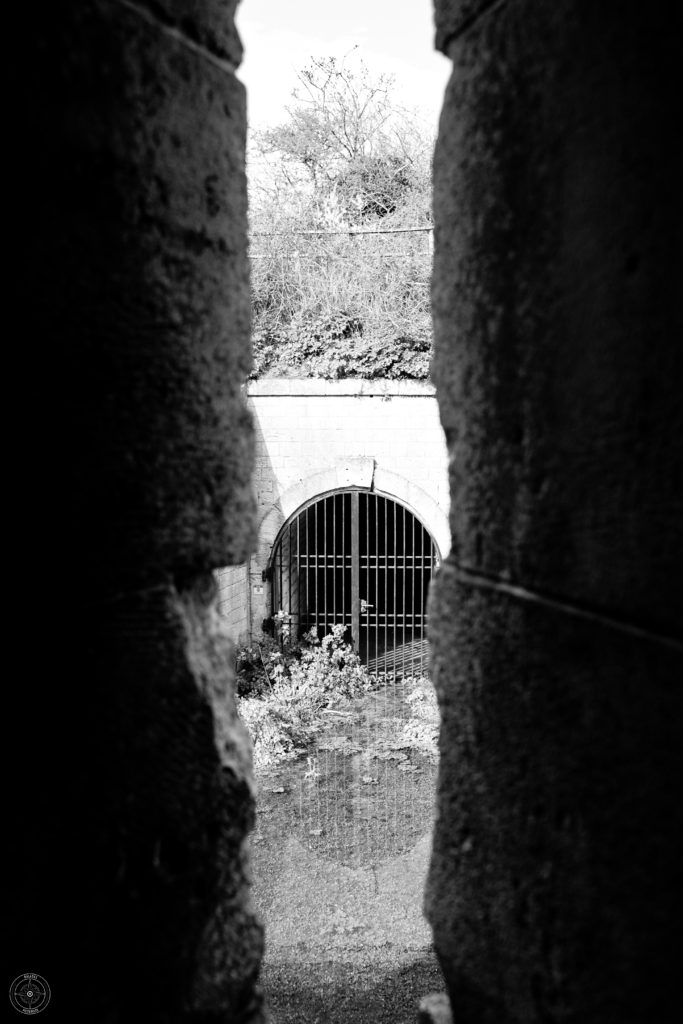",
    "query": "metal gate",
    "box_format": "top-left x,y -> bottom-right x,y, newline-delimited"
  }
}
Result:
269,490 -> 440,676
